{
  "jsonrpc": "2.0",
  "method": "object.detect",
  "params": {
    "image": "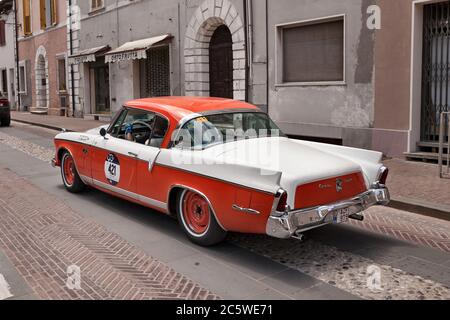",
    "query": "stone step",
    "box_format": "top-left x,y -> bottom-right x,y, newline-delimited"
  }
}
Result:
405,151 -> 450,164
29,108 -> 48,115
417,141 -> 449,150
